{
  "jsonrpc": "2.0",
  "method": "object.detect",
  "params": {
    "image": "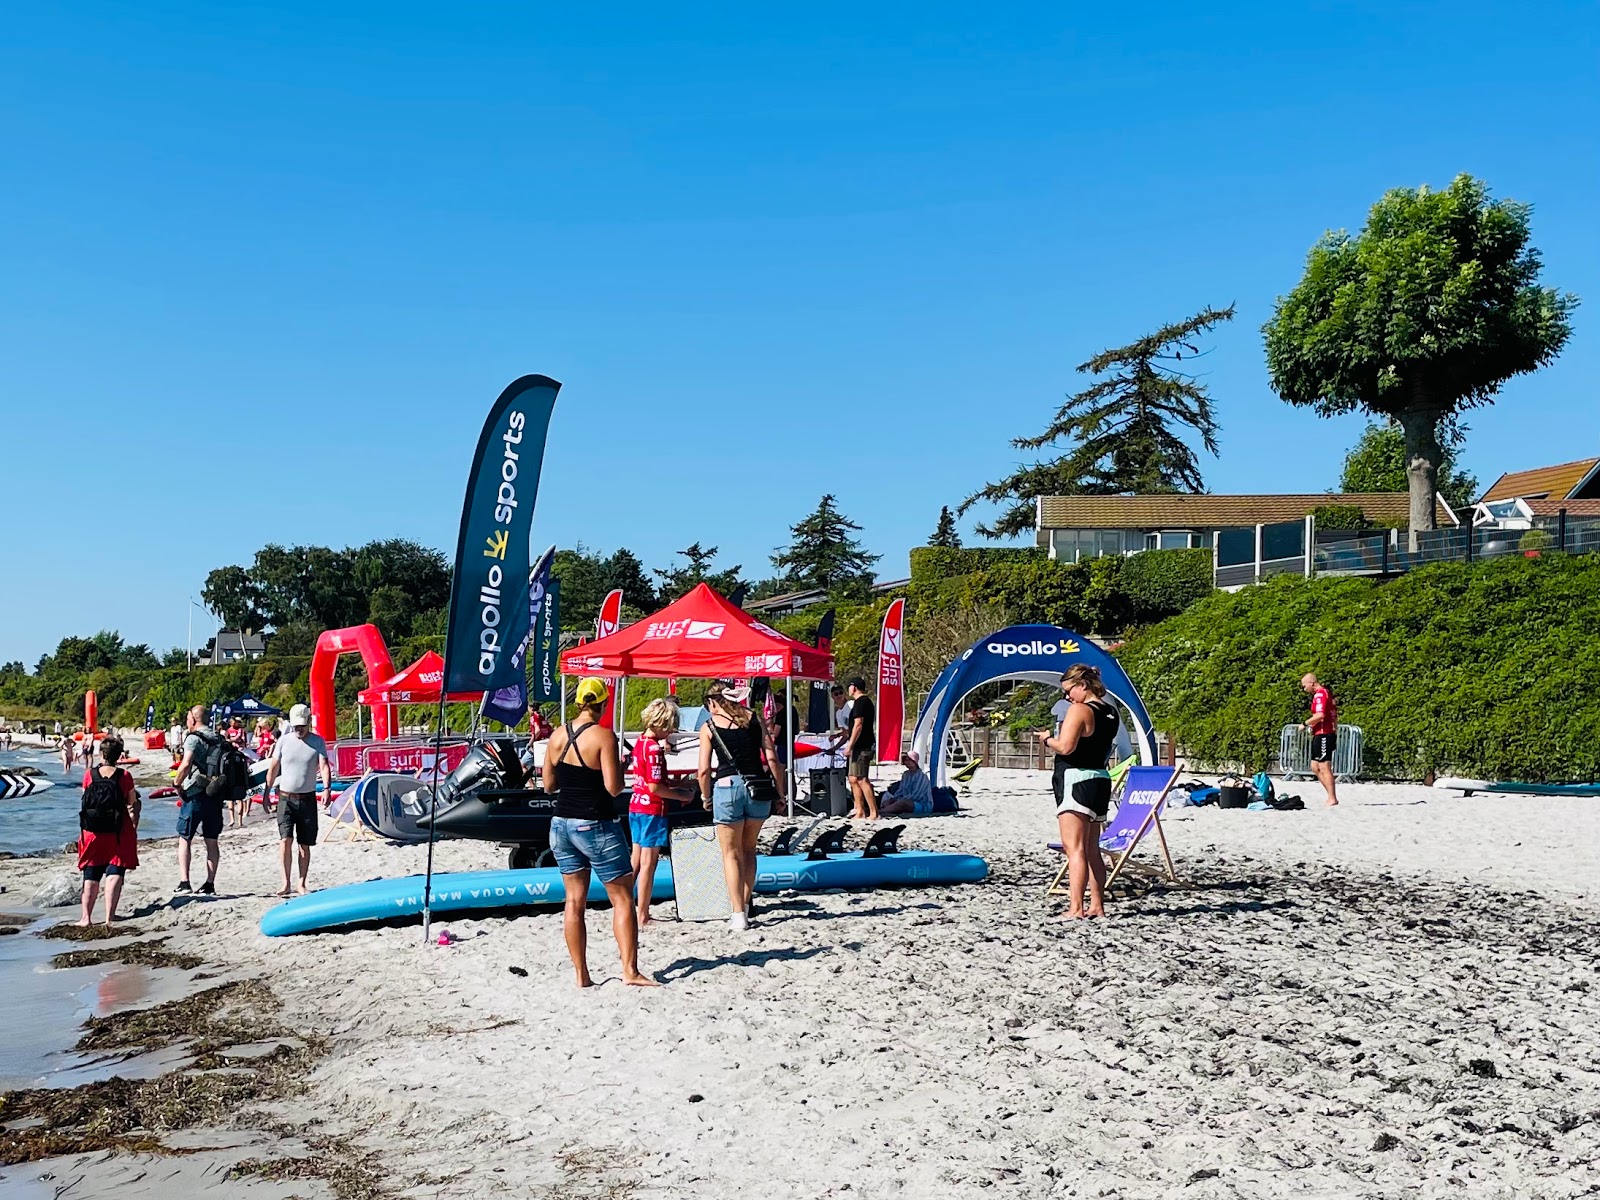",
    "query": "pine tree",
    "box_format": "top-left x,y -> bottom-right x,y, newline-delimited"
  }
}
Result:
653,542 -> 743,602
960,306 -> 1233,539
771,494 -> 881,598
928,506 -> 962,548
